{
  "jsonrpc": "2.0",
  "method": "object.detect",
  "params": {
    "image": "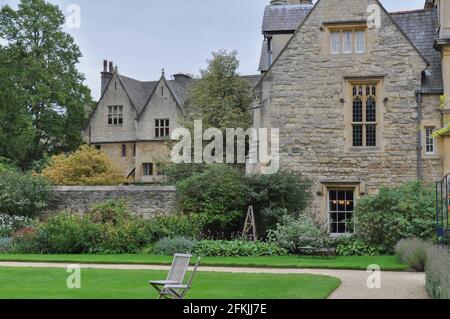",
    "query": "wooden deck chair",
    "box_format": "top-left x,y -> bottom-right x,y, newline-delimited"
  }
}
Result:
158,257 -> 202,300
150,254 -> 192,298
